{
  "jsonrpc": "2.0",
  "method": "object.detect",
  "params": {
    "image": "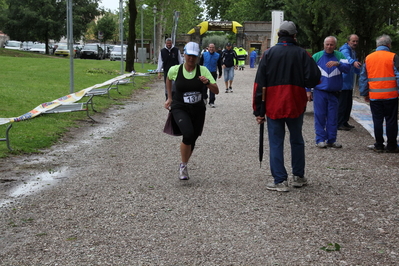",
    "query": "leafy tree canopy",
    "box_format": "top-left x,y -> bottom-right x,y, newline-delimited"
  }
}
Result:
3,0 -> 100,50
